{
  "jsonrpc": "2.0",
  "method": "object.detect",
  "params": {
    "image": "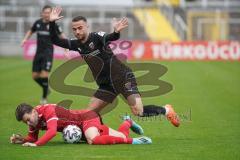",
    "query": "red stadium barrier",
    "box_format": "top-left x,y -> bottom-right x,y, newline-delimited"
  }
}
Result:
130,41 -> 240,61
23,40 -> 79,59
23,40 -> 240,61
